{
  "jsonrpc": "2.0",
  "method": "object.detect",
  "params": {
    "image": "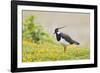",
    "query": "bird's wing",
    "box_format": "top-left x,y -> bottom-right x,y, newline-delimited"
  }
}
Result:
60,33 -> 73,44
